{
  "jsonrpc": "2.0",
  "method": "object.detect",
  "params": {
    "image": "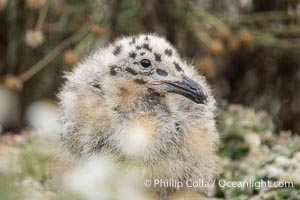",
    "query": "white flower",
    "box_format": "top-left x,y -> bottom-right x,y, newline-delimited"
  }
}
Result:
63,156 -> 150,200
64,157 -> 117,200
25,30 -> 45,48
275,156 -> 291,167
26,100 -> 60,137
257,169 -> 267,177
265,165 -> 285,179
245,133 -> 261,149
21,178 -> 43,190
